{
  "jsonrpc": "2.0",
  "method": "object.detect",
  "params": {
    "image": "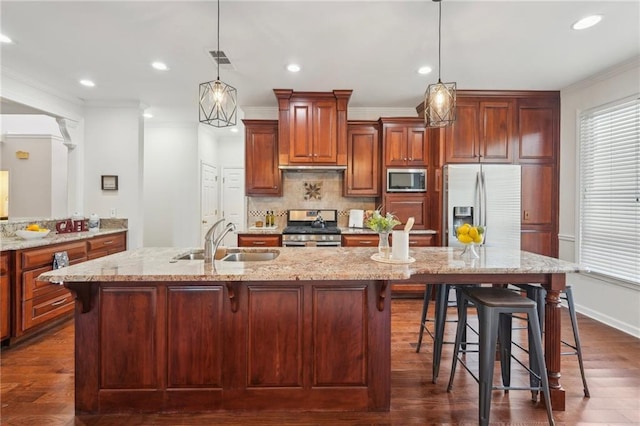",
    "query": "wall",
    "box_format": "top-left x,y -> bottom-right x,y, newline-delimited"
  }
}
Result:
144,124 -> 200,247
0,134 -> 67,218
247,172 -> 376,228
84,105 -> 144,248
559,56 -> 640,337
